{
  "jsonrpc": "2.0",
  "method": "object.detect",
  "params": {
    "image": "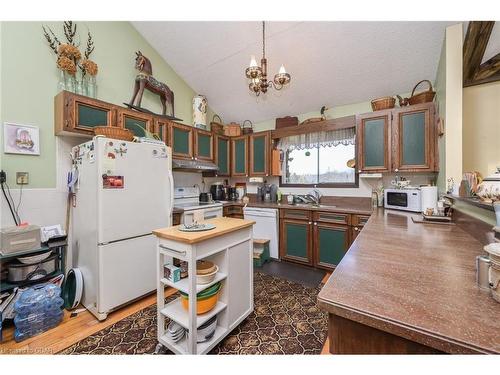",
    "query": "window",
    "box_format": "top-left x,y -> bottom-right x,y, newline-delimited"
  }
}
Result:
281,143 -> 357,187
